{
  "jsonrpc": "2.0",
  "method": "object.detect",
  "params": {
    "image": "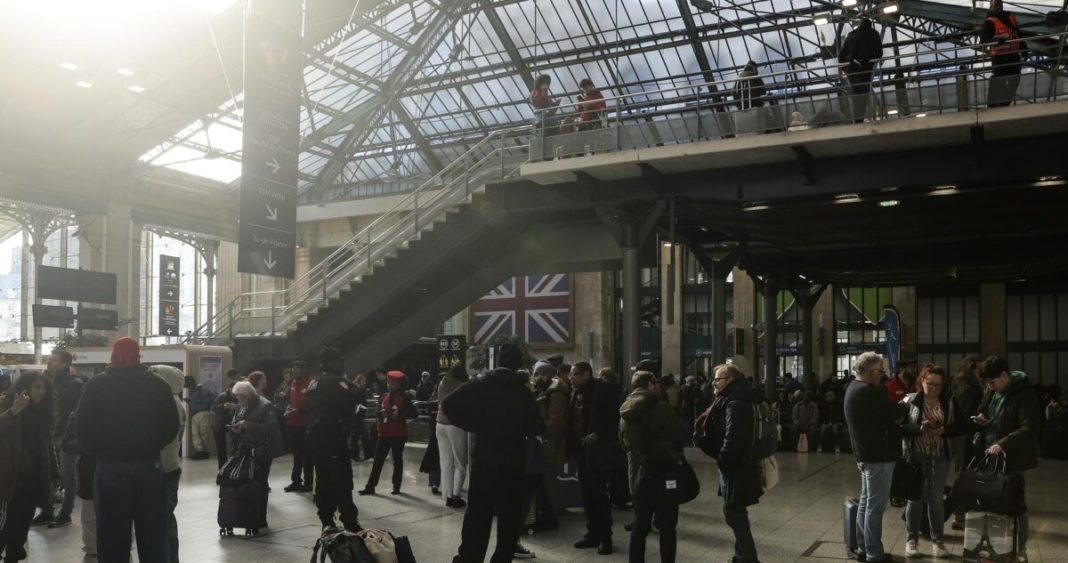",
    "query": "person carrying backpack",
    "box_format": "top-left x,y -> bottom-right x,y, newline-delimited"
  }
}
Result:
705,364 -> 765,563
